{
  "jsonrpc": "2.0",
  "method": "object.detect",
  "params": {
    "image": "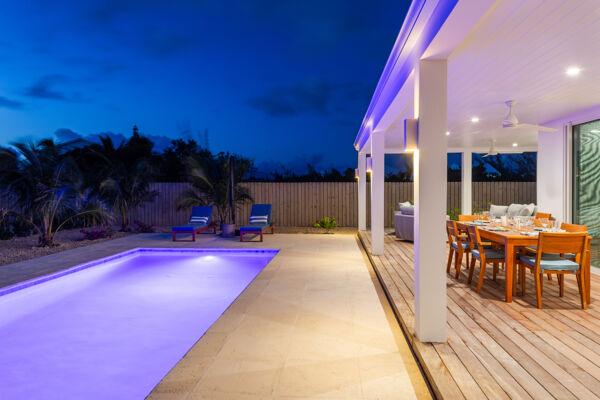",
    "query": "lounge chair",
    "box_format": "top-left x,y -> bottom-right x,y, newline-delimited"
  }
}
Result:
240,204 -> 274,242
172,206 -> 216,241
